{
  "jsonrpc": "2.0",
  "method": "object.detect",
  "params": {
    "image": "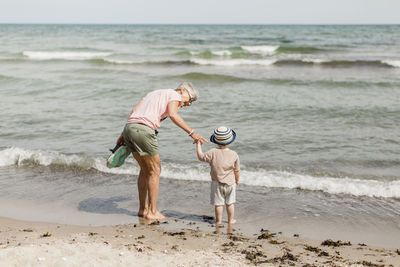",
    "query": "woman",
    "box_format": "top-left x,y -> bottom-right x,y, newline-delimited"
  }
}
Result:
118,82 -> 207,220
